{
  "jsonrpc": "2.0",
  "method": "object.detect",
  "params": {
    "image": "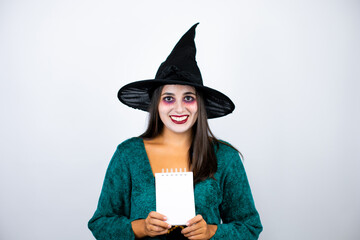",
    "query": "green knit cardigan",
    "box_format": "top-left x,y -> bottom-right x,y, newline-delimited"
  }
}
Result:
88,137 -> 262,239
